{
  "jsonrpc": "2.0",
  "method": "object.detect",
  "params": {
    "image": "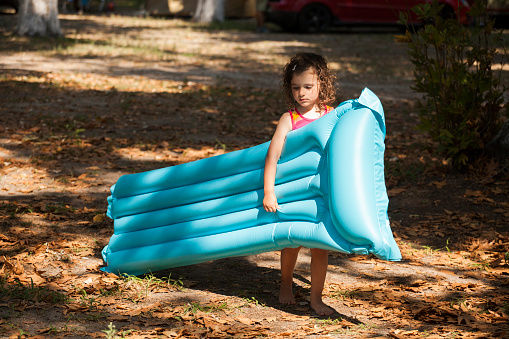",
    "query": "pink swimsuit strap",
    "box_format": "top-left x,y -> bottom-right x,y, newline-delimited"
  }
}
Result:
290,105 -> 333,130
